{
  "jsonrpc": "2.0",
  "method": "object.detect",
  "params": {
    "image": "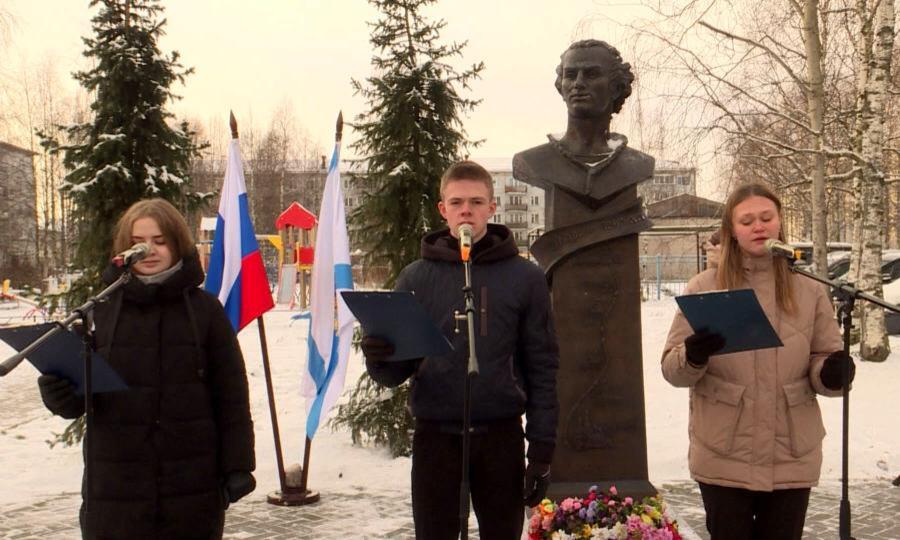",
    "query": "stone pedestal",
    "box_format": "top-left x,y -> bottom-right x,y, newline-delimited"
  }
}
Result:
544,234 -> 655,500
